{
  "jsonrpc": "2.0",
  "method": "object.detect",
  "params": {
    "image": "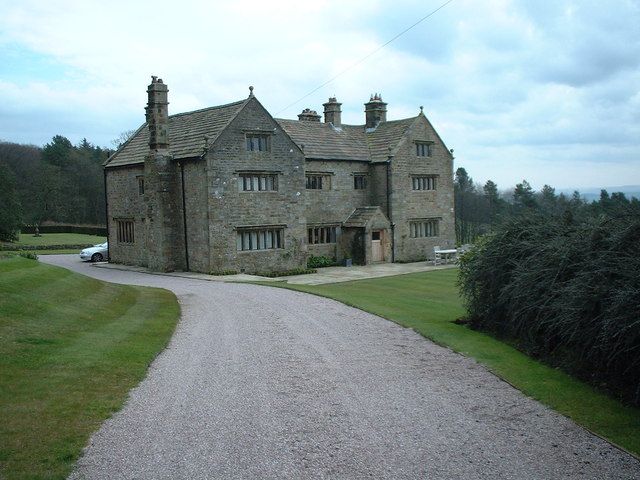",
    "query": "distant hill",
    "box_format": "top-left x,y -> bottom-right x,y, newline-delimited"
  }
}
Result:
558,185 -> 640,202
